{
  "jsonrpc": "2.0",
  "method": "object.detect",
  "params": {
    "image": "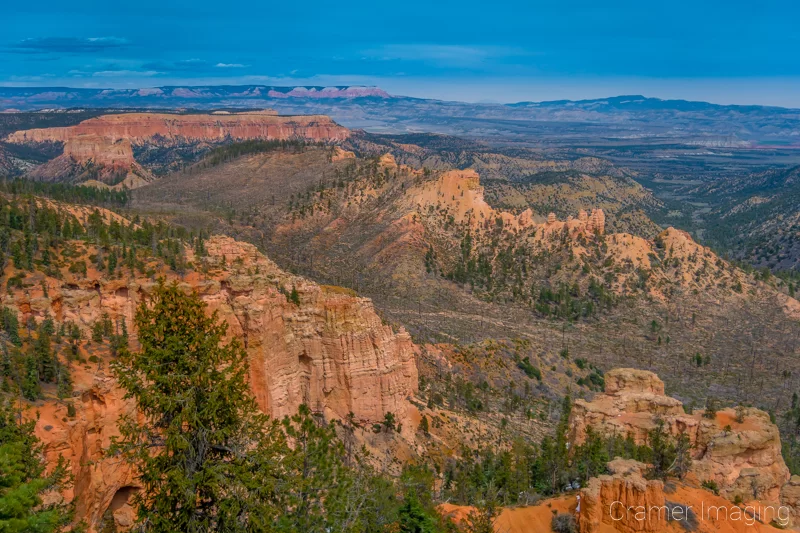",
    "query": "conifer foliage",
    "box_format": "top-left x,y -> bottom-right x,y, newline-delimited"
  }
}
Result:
0,398 -> 70,532
111,281 -> 287,532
